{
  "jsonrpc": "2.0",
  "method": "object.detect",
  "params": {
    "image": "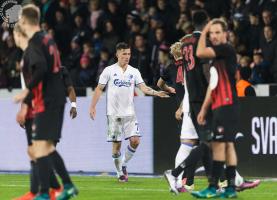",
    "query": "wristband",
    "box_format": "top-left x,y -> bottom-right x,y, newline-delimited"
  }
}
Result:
71,102 -> 77,108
